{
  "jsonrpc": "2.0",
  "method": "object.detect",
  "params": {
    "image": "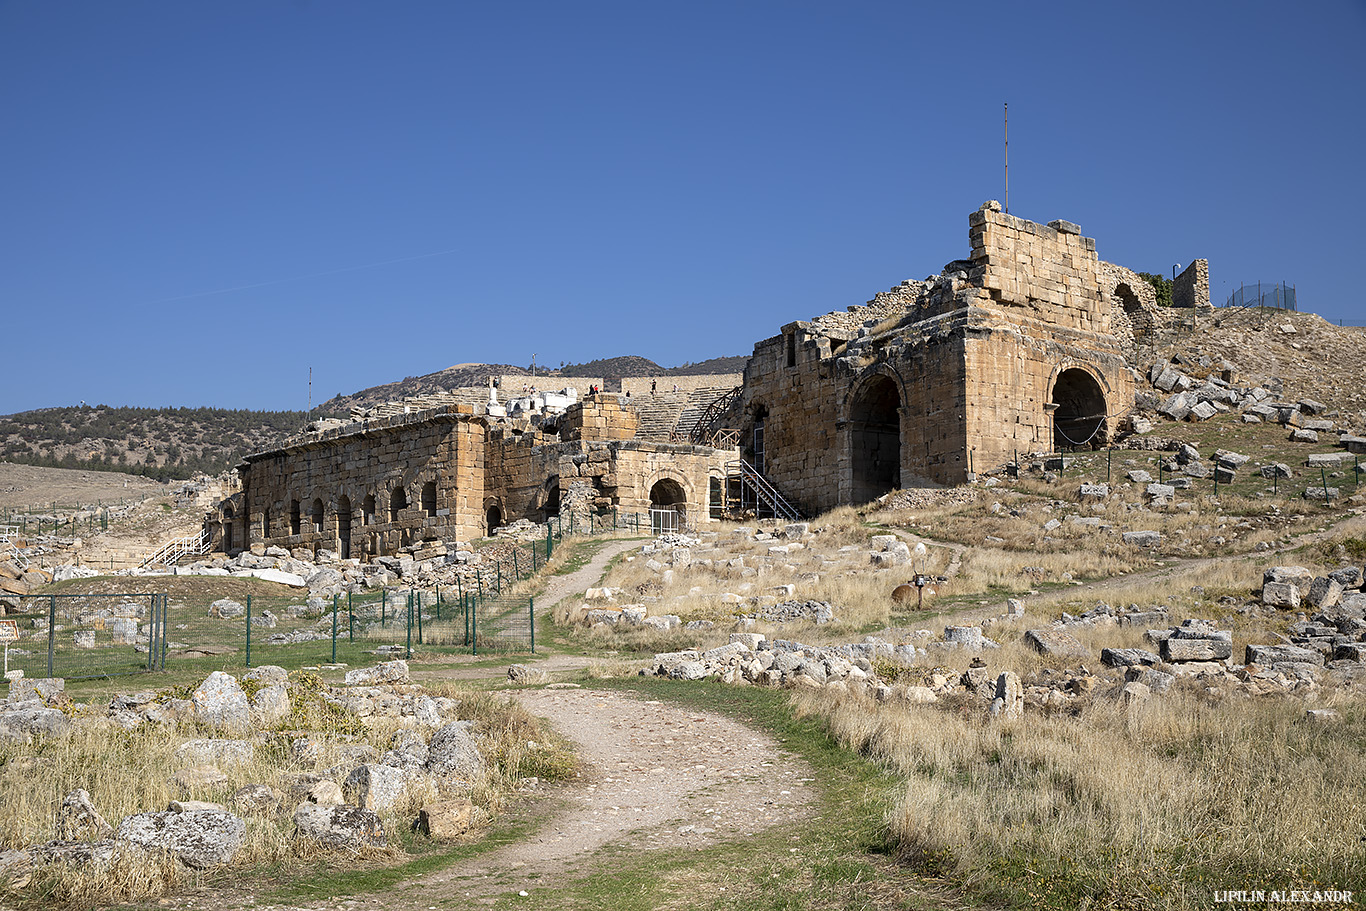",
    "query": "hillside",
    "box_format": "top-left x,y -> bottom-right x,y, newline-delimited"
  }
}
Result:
0,406 -> 310,481
322,354 -> 747,413
1151,309 -> 1366,416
